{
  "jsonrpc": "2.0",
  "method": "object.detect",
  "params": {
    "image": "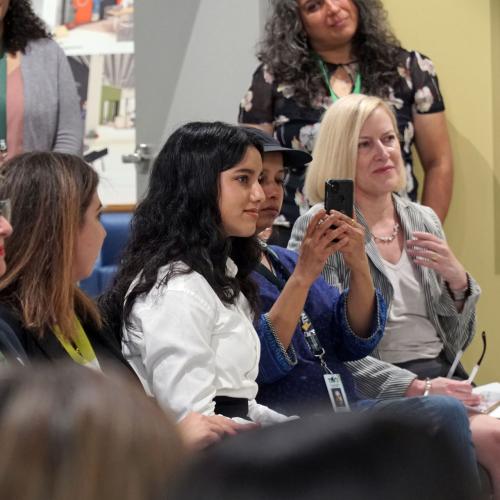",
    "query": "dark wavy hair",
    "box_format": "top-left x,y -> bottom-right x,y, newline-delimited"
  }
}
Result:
100,122 -> 264,340
258,0 -> 402,105
3,0 -> 50,53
